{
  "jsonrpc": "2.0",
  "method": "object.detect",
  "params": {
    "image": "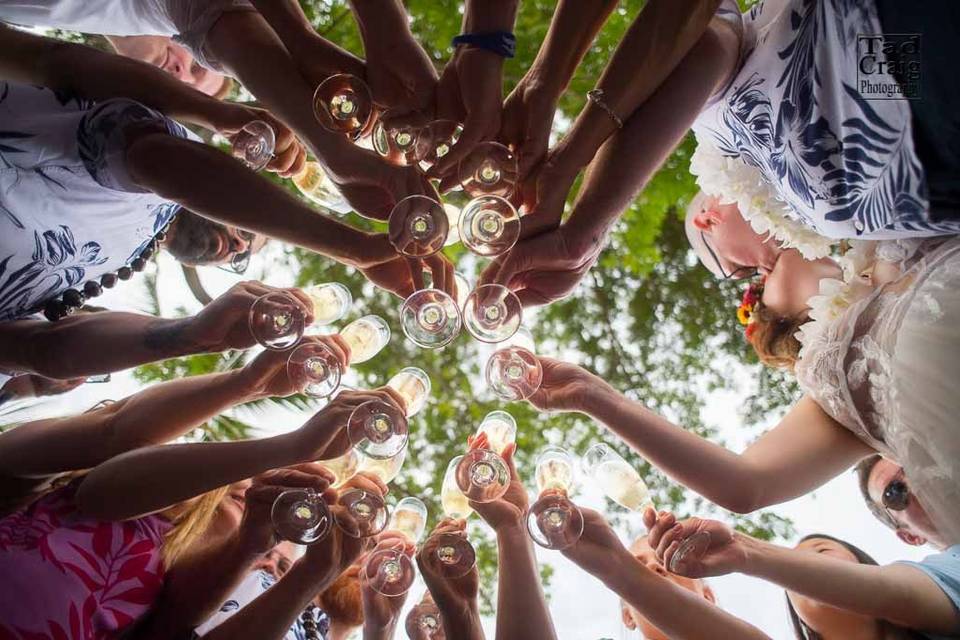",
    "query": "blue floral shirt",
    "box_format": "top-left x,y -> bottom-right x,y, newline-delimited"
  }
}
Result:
0,81 -> 191,322
693,0 -> 960,240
